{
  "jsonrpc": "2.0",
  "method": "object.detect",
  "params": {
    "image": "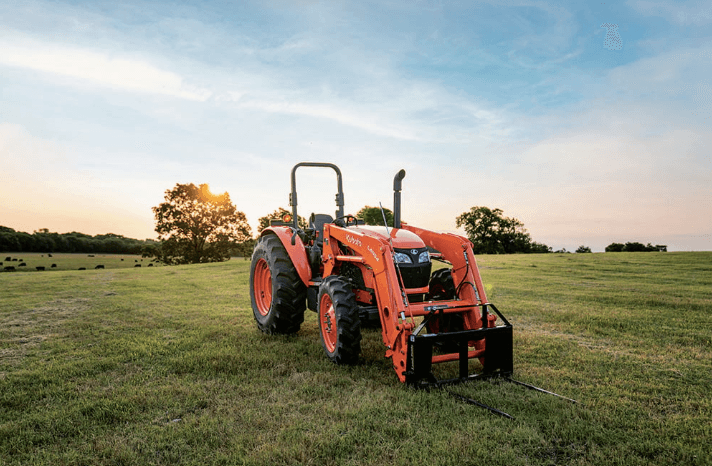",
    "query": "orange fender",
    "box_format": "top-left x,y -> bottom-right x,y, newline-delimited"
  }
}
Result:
260,227 -> 312,286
